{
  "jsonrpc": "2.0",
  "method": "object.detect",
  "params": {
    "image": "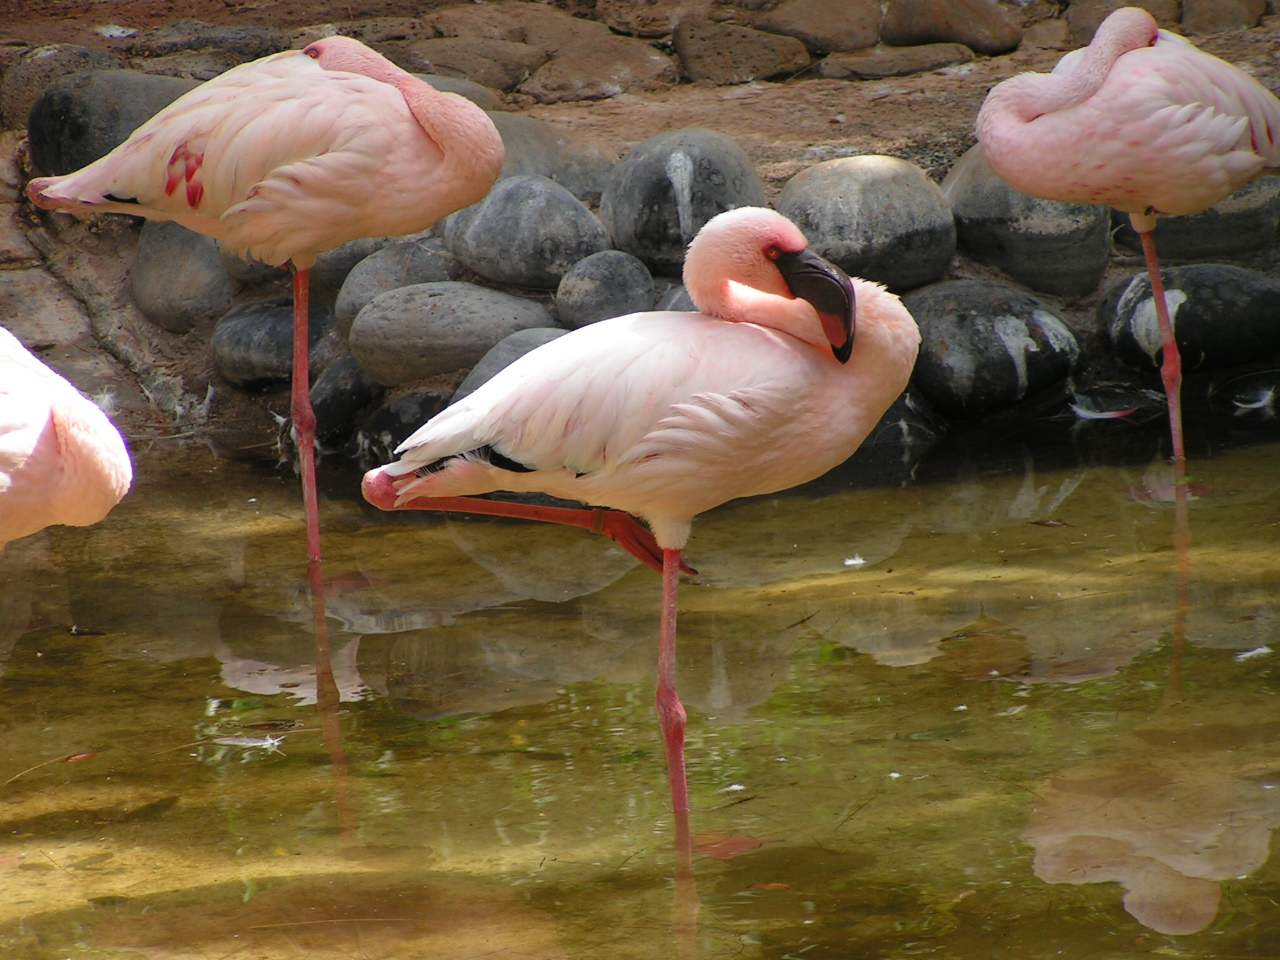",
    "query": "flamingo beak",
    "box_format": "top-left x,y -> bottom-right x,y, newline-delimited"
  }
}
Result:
775,248 -> 856,363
